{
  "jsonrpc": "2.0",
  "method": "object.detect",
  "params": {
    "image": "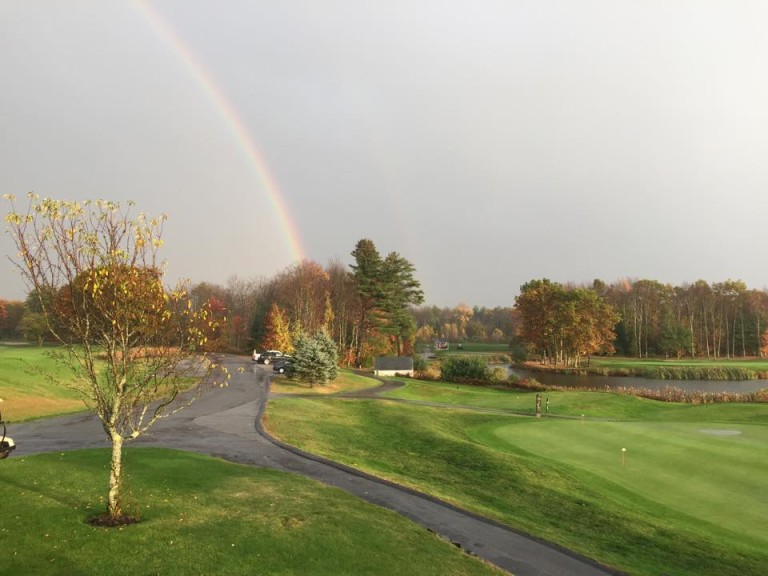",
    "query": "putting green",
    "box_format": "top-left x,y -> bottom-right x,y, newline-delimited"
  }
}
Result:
472,418 -> 768,549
